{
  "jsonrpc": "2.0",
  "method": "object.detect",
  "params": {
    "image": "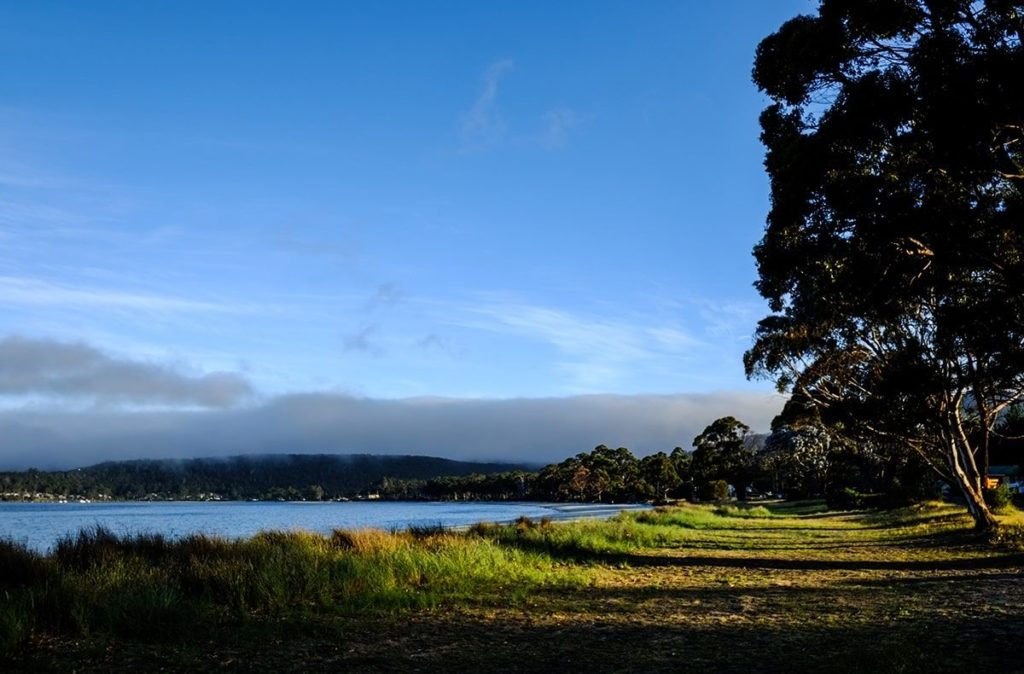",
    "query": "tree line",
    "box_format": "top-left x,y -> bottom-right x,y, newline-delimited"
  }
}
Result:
0,454 -> 533,502
386,407 -> 1022,505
